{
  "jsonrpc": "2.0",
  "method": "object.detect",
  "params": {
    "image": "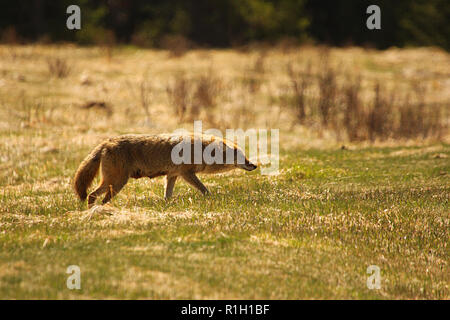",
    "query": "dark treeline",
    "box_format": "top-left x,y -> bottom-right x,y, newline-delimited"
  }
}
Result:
1,0 -> 449,50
